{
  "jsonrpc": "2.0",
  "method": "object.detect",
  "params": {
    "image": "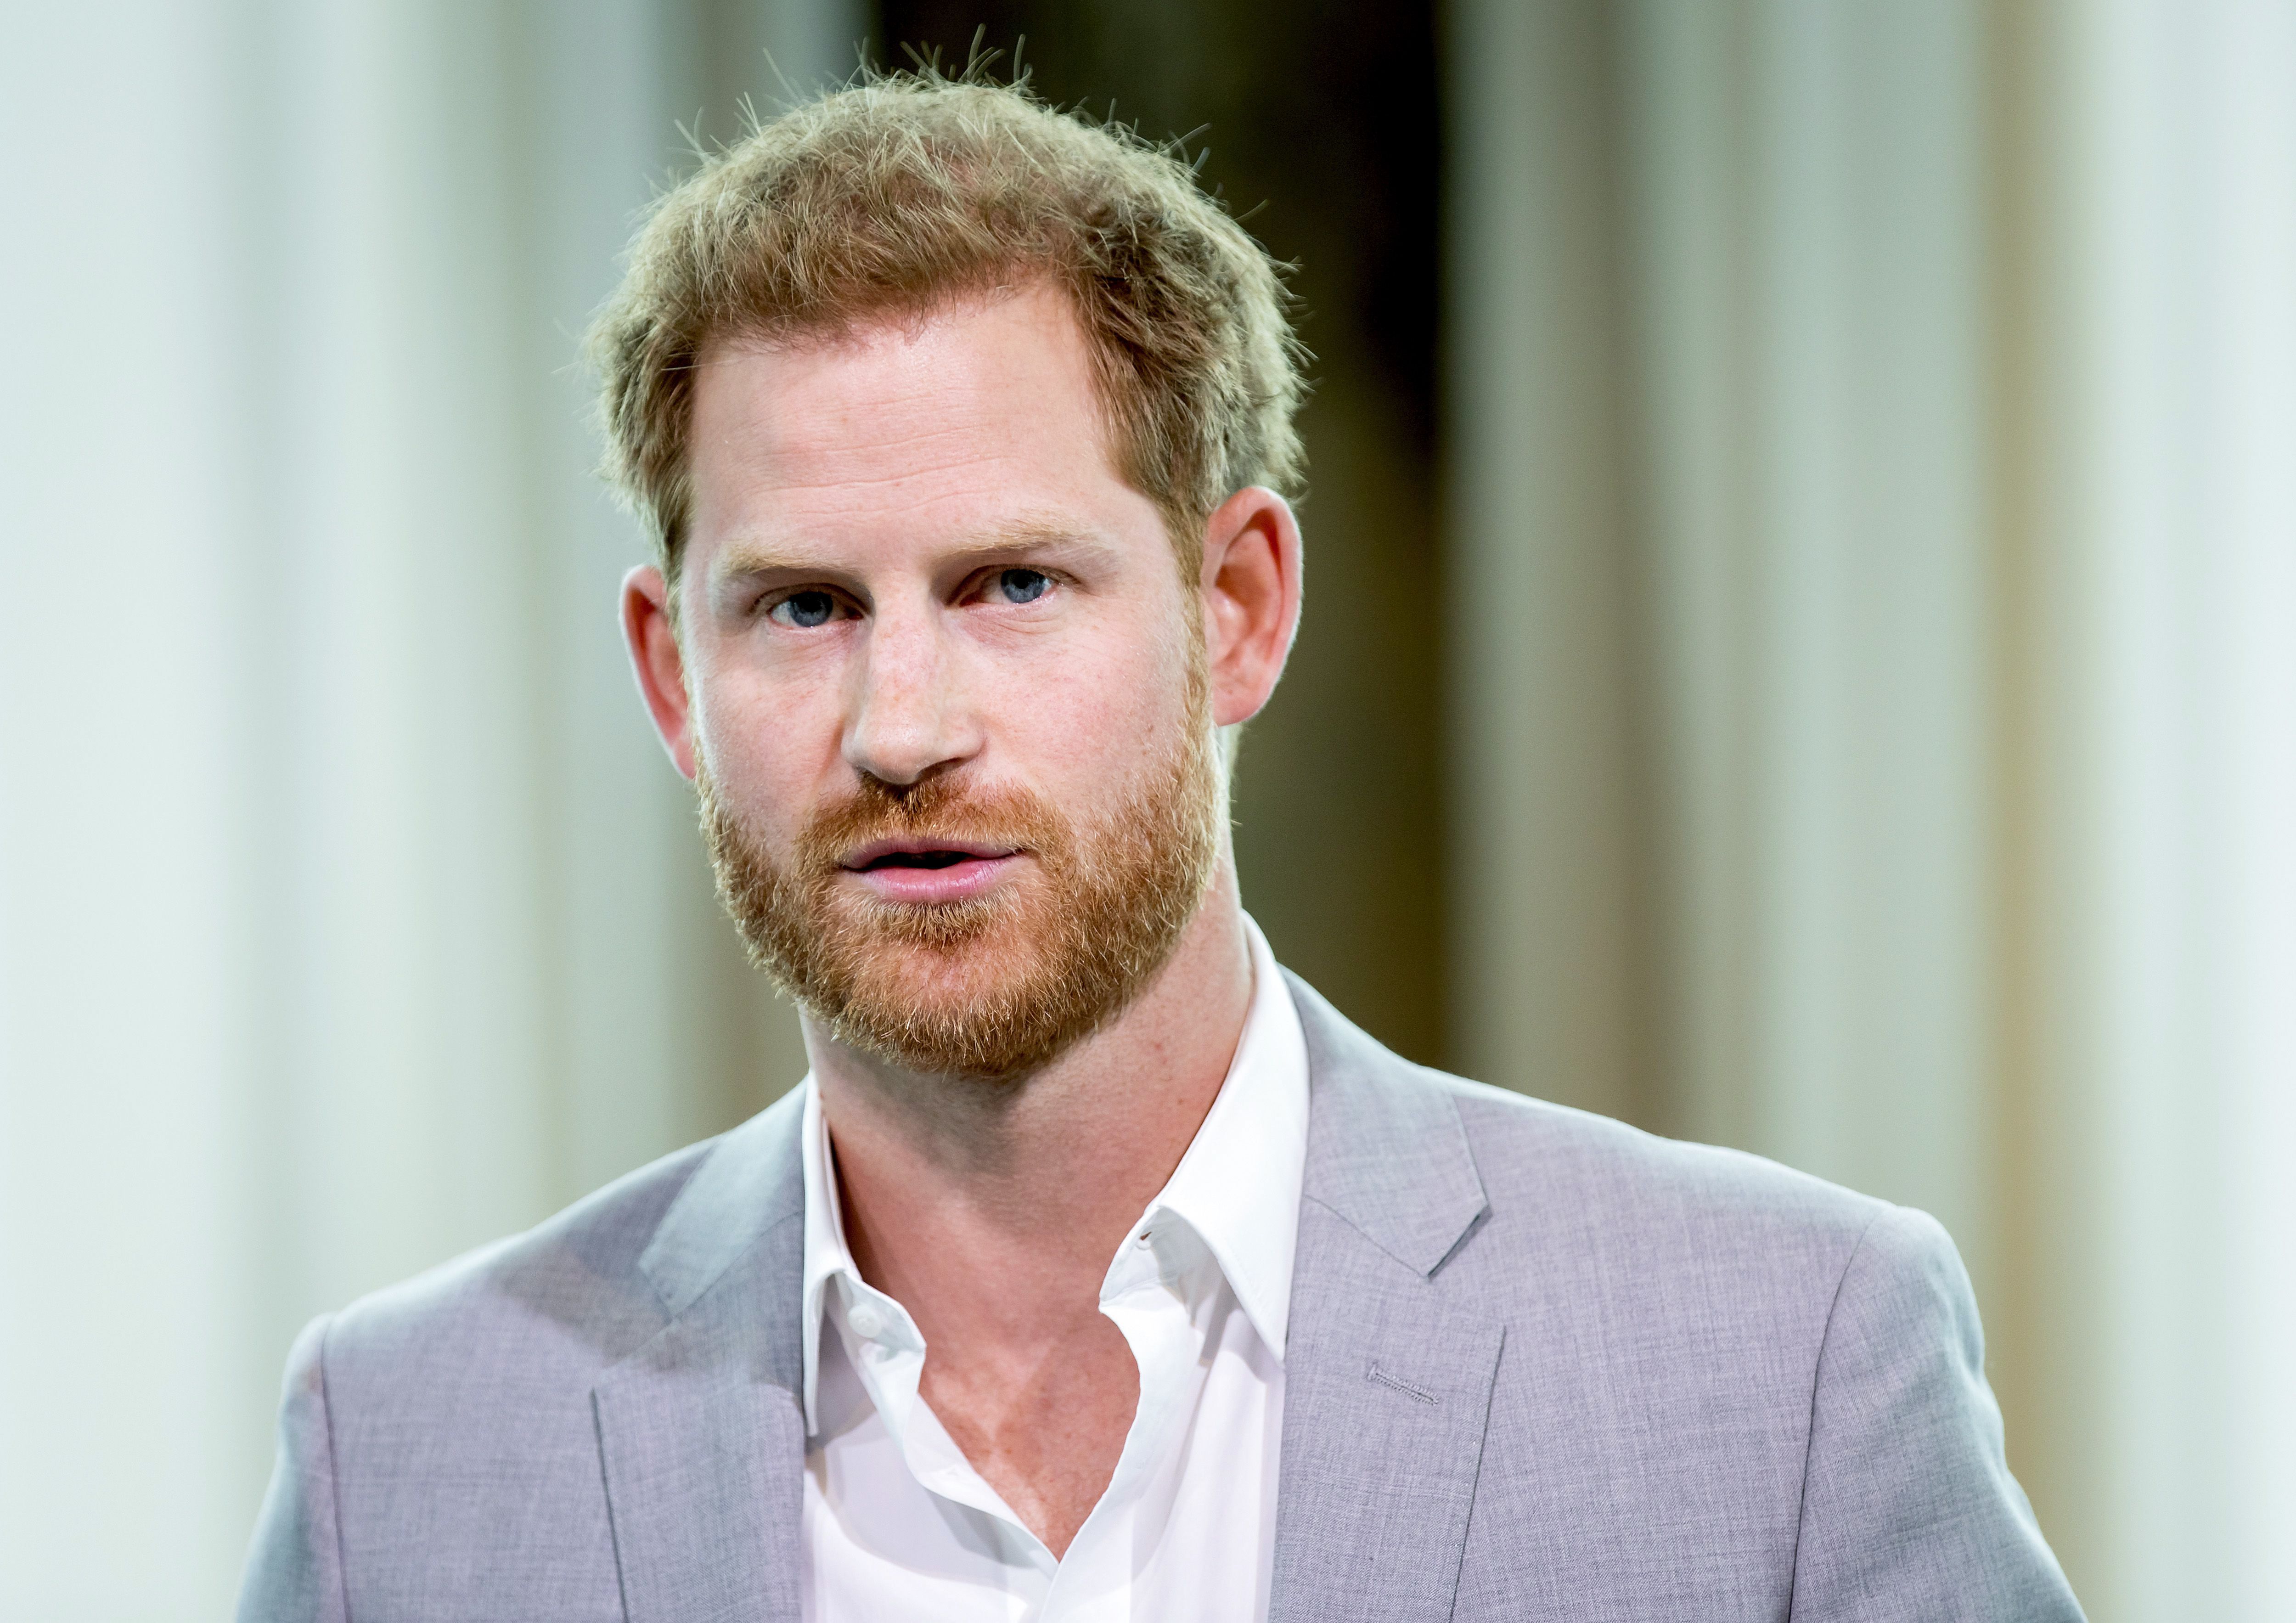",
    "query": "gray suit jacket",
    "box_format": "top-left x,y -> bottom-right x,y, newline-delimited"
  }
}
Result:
240,974 -> 2082,1621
